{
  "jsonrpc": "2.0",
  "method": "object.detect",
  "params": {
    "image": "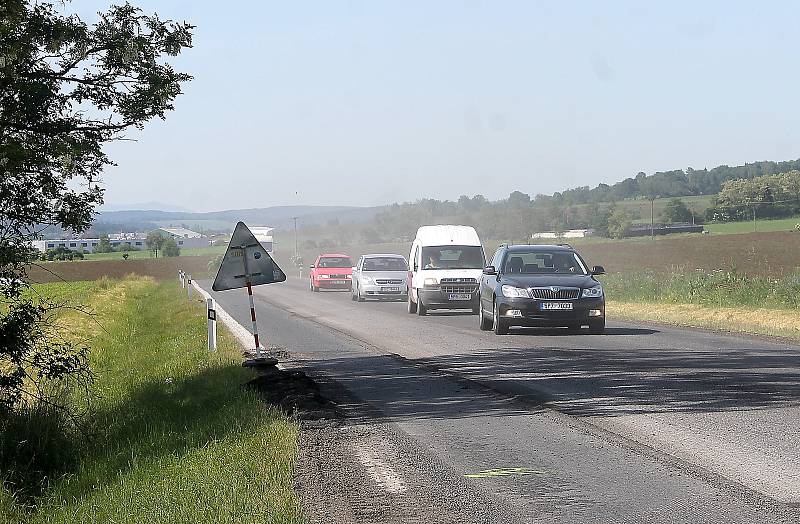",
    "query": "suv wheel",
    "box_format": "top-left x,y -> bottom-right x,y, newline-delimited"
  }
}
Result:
492,301 -> 509,335
416,293 -> 427,316
407,289 -> 417,314
479,303 -> 492,331
588,318 -> 605,334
